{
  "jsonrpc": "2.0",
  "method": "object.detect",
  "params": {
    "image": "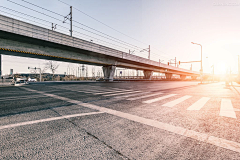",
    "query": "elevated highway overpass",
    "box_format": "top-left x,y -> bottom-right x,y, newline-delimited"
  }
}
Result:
0,14 -> 199,81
